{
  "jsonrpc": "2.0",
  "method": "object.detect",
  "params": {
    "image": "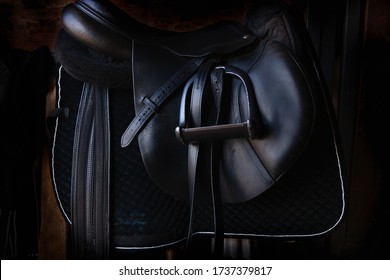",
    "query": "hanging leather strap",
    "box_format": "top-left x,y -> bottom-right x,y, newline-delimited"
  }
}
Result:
178,58 -> 225,256
183,58 -> 216,250
177,63 -> 262,256
71,82 -> 110,259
